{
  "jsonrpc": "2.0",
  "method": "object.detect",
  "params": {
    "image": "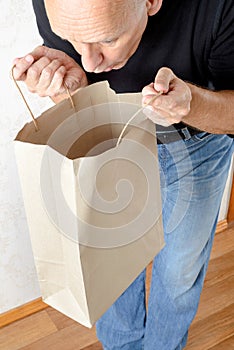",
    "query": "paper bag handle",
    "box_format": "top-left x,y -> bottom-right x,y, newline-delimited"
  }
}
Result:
11,65 -> 75,132
116,92 -> 163,147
